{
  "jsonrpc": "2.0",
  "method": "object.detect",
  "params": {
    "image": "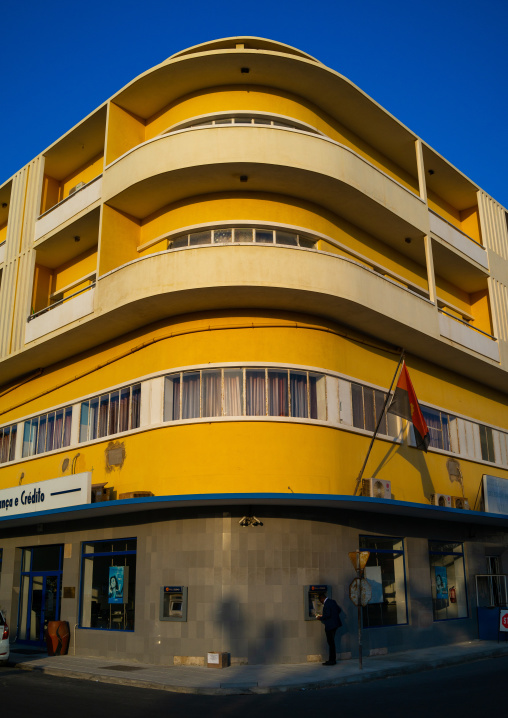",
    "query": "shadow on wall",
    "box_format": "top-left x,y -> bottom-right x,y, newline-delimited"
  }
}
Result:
215,596 -> 283,665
